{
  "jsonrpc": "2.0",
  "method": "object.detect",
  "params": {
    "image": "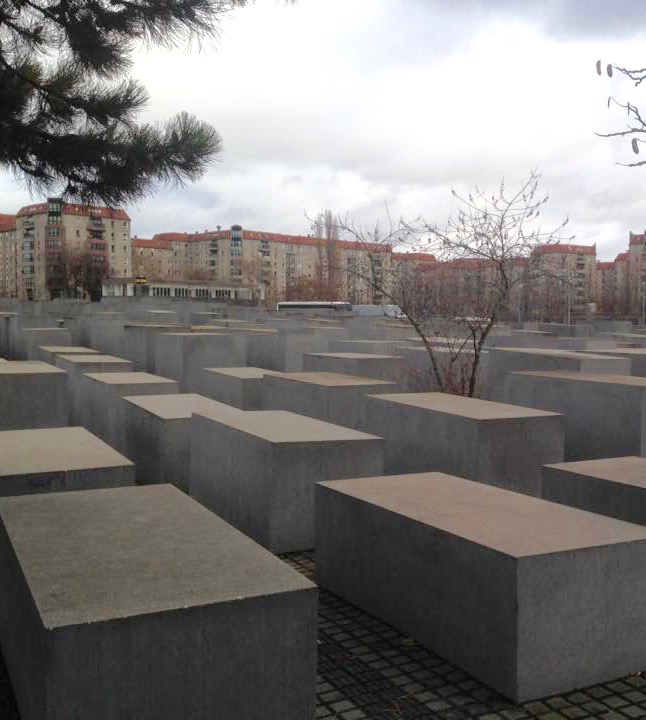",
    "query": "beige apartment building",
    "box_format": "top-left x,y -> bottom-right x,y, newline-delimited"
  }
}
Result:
130,225 -> 431,305
0,214 -> 18,298
12,199 -> 131,300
